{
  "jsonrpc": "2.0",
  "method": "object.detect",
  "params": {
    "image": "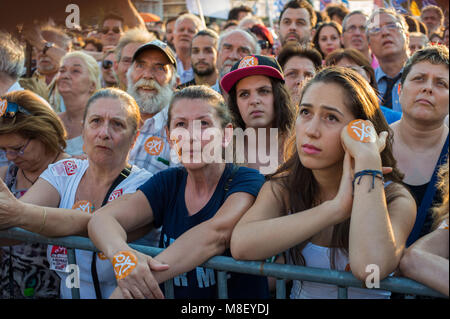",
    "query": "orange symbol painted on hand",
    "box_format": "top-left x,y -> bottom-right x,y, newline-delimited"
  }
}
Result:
144,136 -> 164,156
347,119 -> 376,143
72,200 -> 95,214
112,251 -> 138,280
